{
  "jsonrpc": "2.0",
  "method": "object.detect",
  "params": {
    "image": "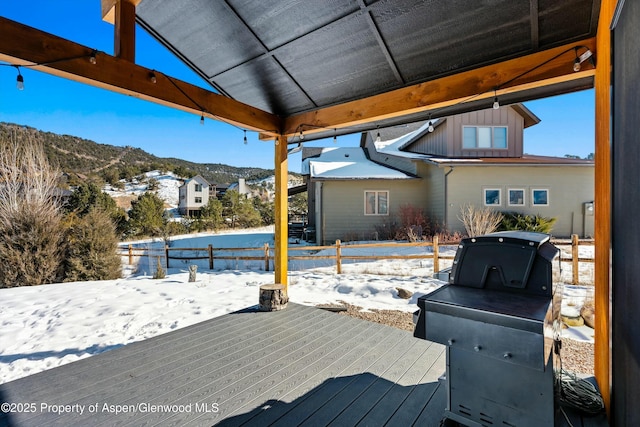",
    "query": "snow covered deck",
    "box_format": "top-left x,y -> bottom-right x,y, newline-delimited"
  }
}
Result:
0,303 -> 606,426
